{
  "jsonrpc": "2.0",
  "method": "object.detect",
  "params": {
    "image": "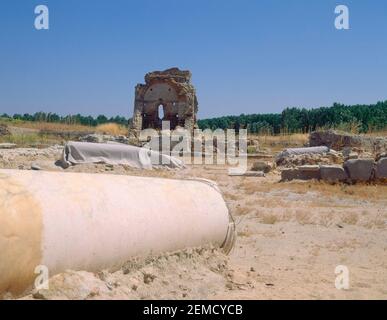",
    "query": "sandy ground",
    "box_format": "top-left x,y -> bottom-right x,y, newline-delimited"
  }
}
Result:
1,146 -> 386,300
